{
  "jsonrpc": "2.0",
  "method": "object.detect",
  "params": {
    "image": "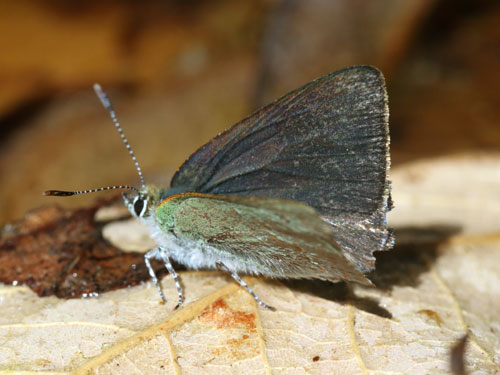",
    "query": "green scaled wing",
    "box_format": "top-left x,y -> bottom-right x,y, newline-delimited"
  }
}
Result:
156,193 -> 371,285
